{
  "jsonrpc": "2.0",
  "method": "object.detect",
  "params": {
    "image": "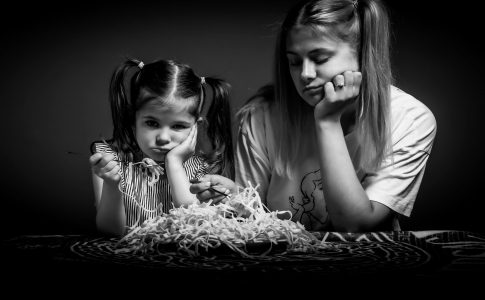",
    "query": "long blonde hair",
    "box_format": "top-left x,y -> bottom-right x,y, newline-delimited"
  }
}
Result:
248,0 -> 393,177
